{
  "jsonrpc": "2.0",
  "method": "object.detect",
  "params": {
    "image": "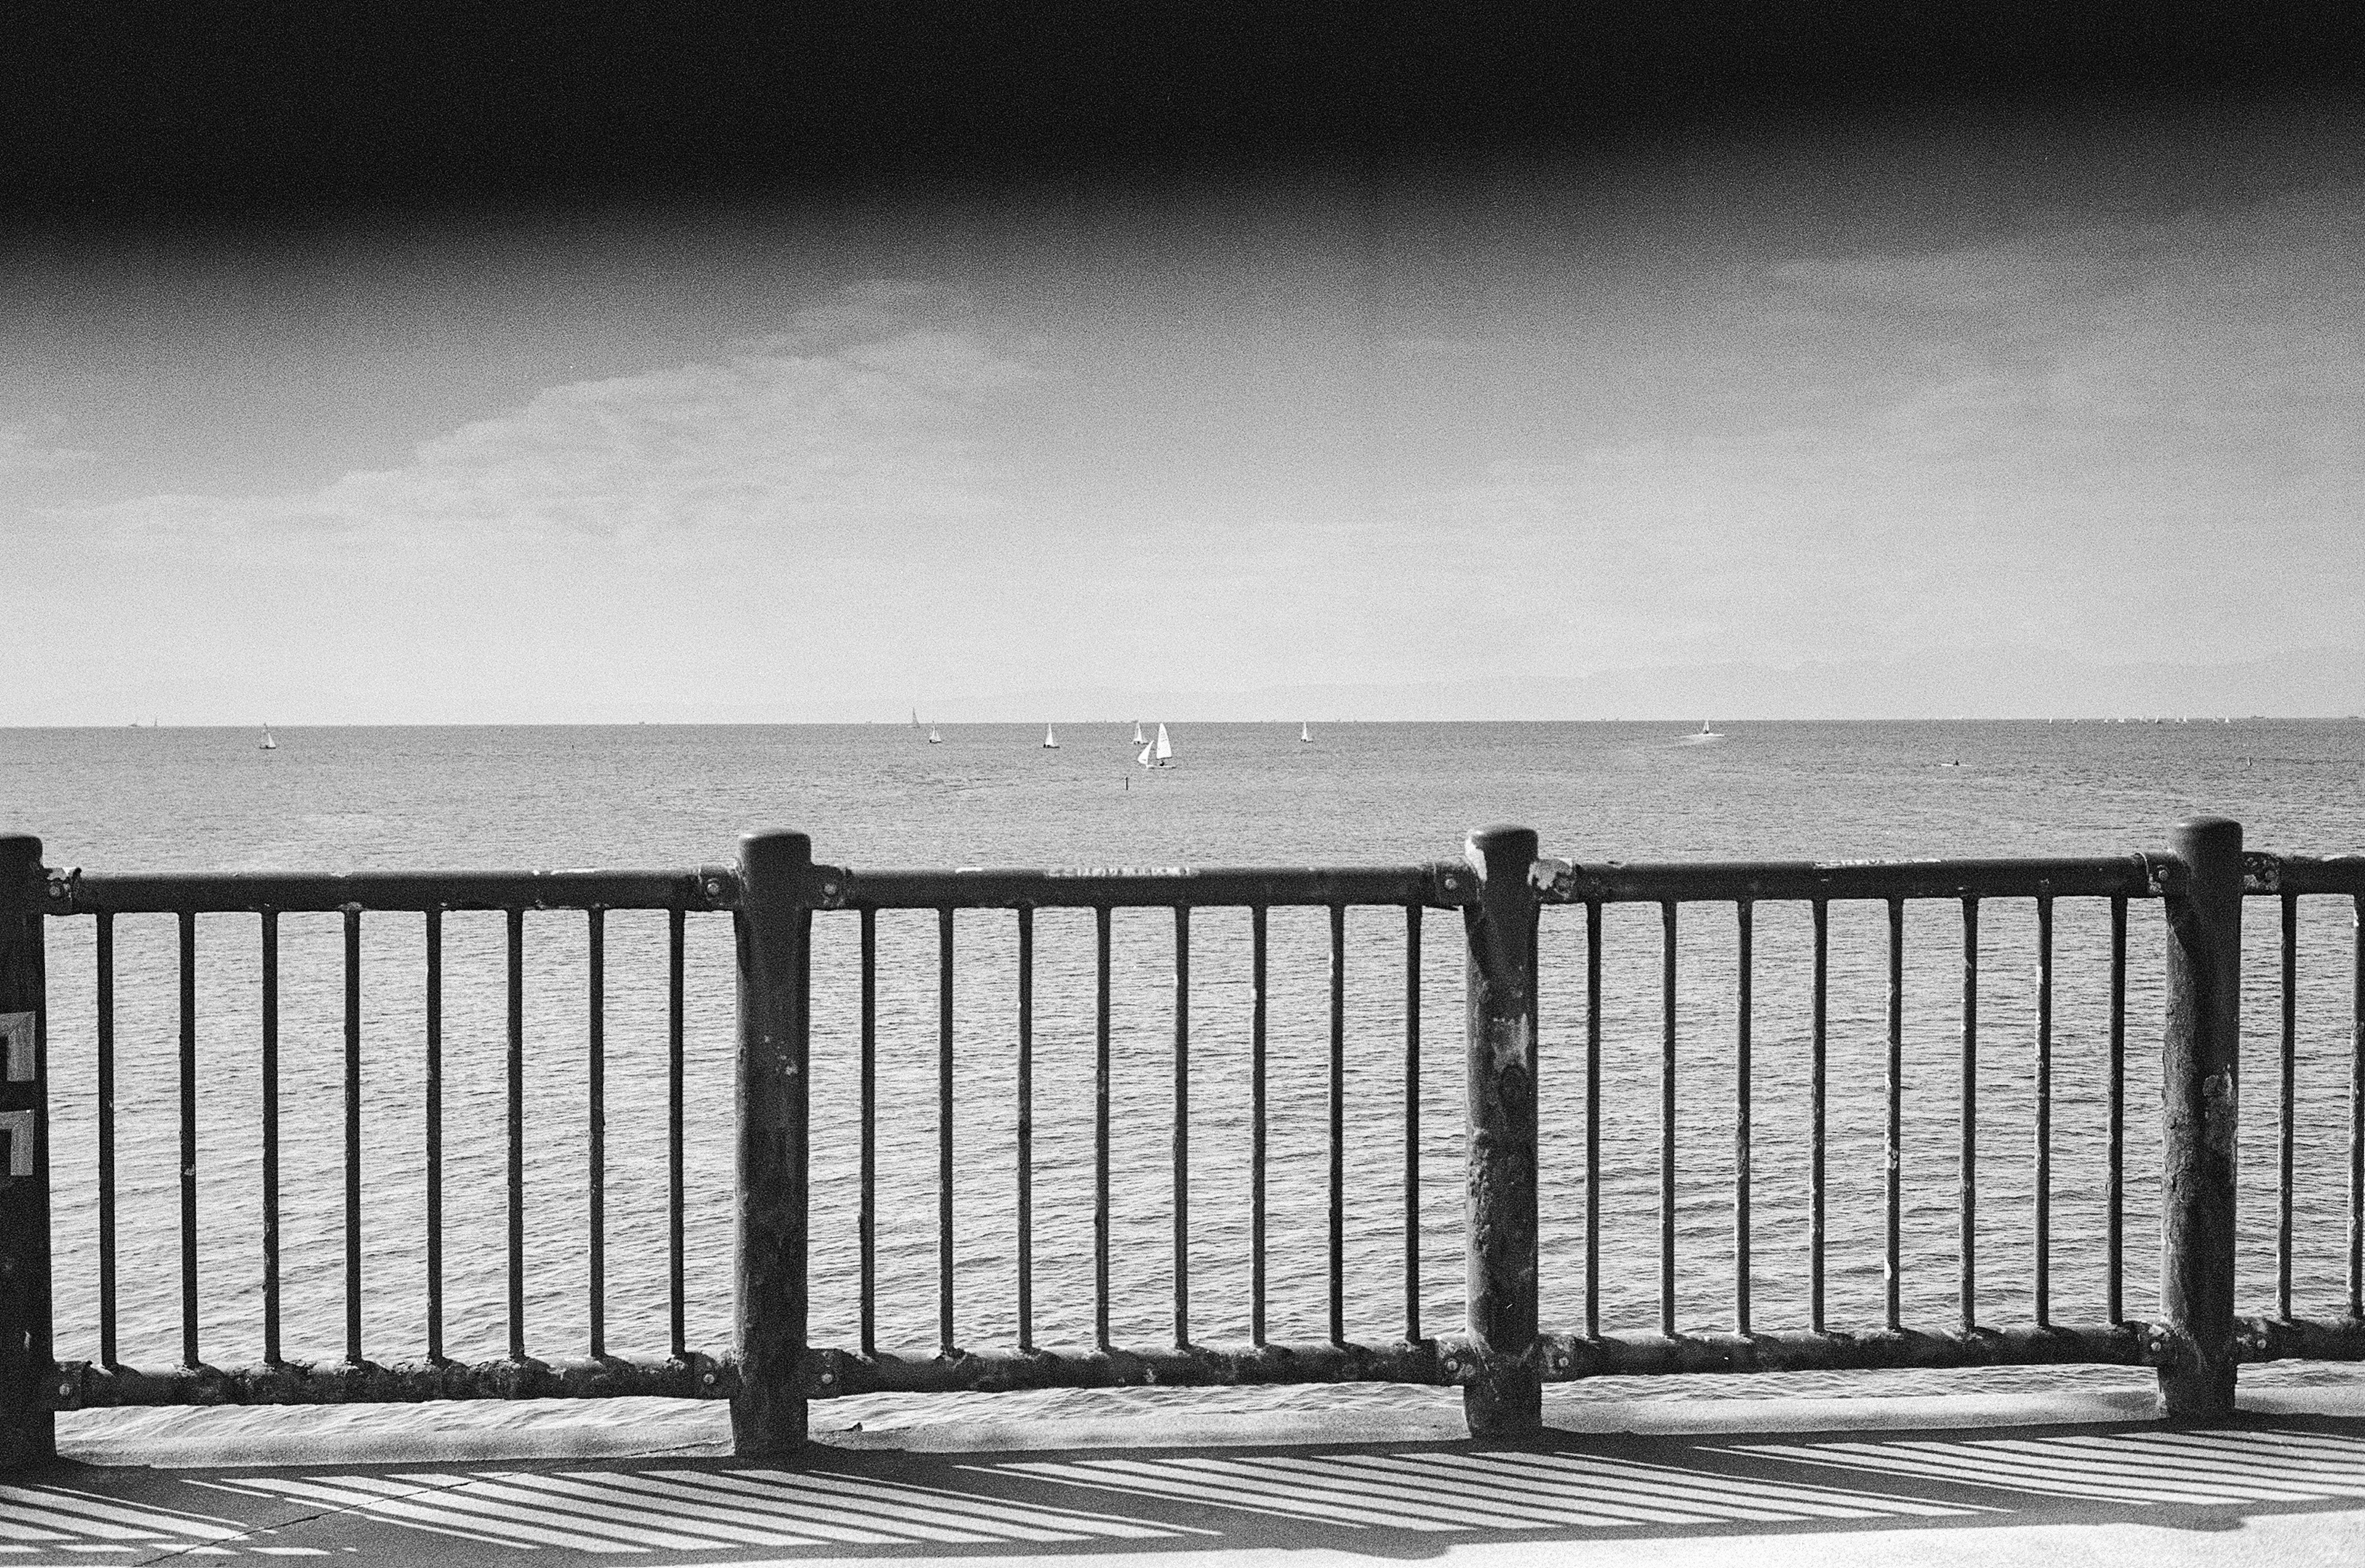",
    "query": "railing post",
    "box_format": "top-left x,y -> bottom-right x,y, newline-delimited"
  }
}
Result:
1463,824 -> 1542,1436
0,835 -> 54,1469
2159,815 -> 2241,1420
734,830 -> 812,1457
